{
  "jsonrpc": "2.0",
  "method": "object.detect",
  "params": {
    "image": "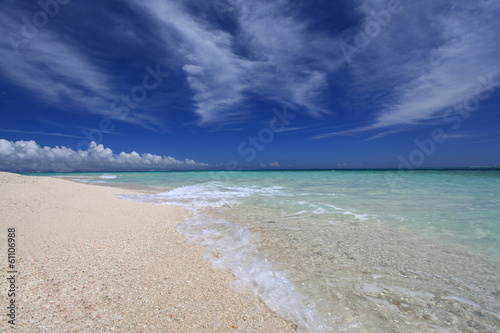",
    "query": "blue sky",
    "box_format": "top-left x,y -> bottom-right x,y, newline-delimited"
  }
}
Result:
0,0 -> 499,171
